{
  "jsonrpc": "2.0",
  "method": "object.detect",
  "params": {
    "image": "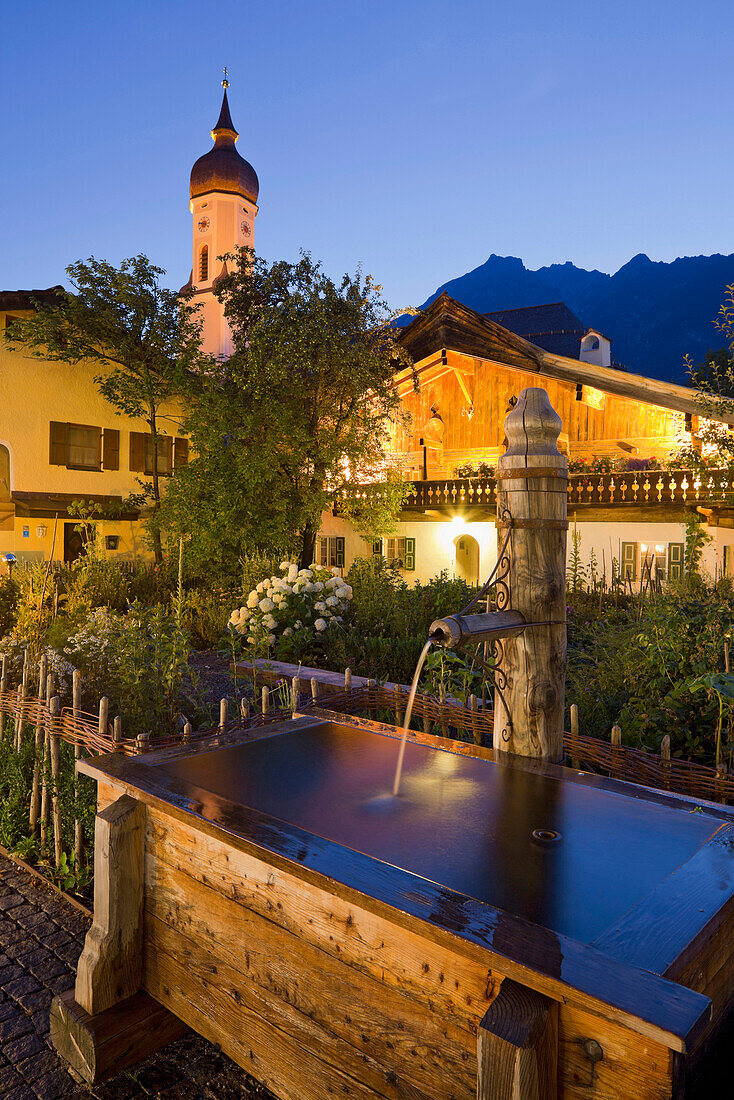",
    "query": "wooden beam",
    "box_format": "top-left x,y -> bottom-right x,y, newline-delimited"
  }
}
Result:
478,979 -> 558,1099
75,794 -> 145,1015
50,989 -> 188,1084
